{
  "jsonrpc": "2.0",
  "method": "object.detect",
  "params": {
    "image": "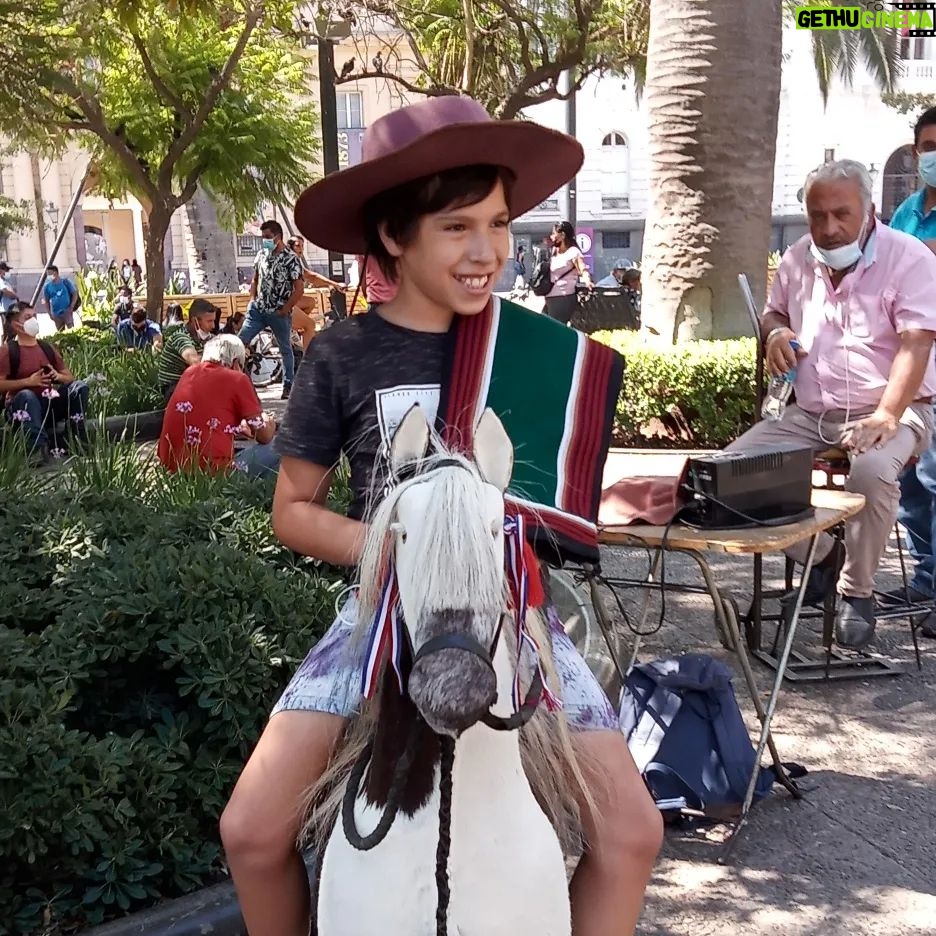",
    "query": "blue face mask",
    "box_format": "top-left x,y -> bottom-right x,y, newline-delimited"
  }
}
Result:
919,151 -> 936,188
262,238 -> 275,252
